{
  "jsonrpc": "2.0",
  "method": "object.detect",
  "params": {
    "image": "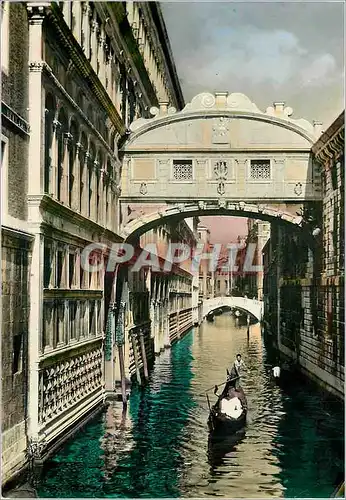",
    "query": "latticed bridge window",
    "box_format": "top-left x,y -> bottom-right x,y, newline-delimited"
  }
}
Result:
173,160 -> 193,181
250,159 -> 271,180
